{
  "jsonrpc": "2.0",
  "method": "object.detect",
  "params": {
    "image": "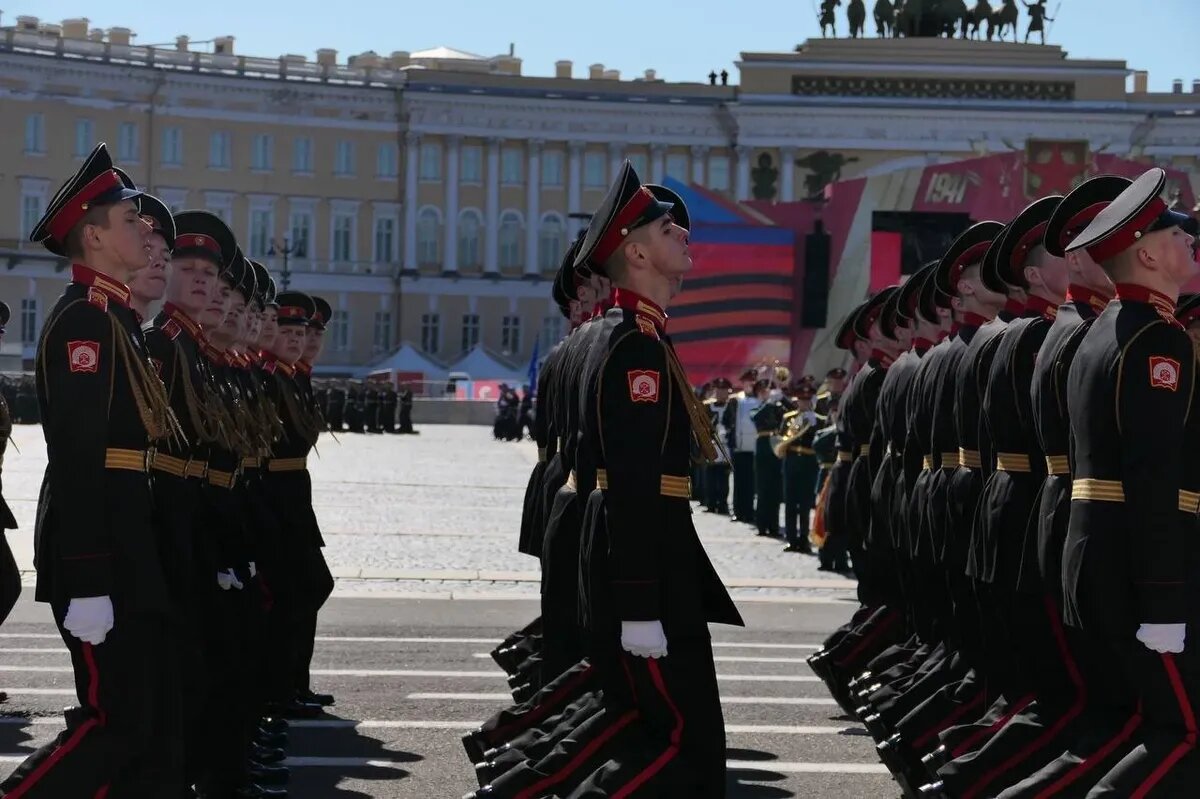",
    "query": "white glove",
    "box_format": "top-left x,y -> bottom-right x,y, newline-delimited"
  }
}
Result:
63,596 -> 114,645
621,620 -> 668,659
217,569 -> 244,591
248,561 -> 257,578
1137,623 -> 1186,654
